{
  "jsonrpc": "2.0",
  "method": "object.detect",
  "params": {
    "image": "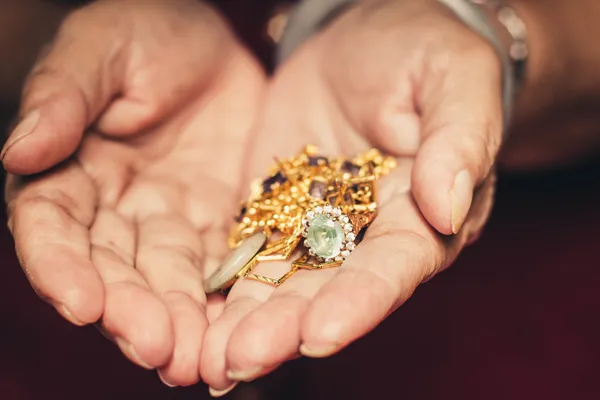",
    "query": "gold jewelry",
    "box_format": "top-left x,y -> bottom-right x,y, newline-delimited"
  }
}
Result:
204,145 -> 396,293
